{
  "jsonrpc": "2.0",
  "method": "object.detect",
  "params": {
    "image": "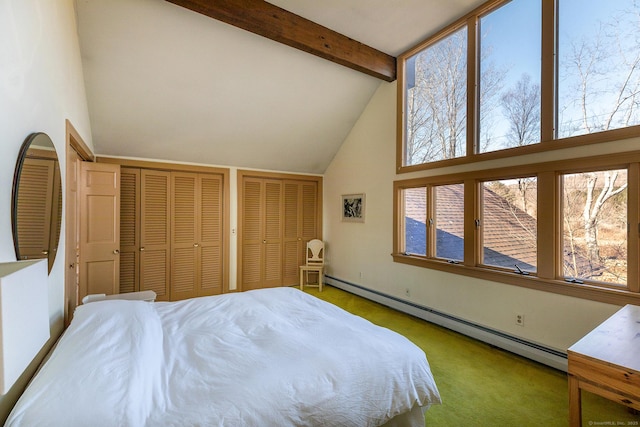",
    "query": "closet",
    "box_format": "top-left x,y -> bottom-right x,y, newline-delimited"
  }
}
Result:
282,180 -> 320,284
117,162 -> 228,301
120,168 -> 171,300
239,171 -> 321,291
170,172 -> 224,300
